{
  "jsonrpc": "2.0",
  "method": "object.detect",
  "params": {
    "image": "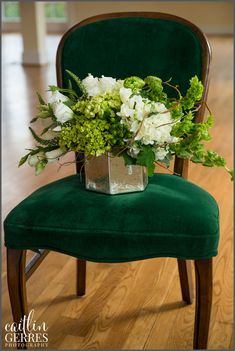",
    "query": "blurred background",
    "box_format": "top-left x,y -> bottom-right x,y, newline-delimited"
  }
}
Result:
2,1 -> 234,350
